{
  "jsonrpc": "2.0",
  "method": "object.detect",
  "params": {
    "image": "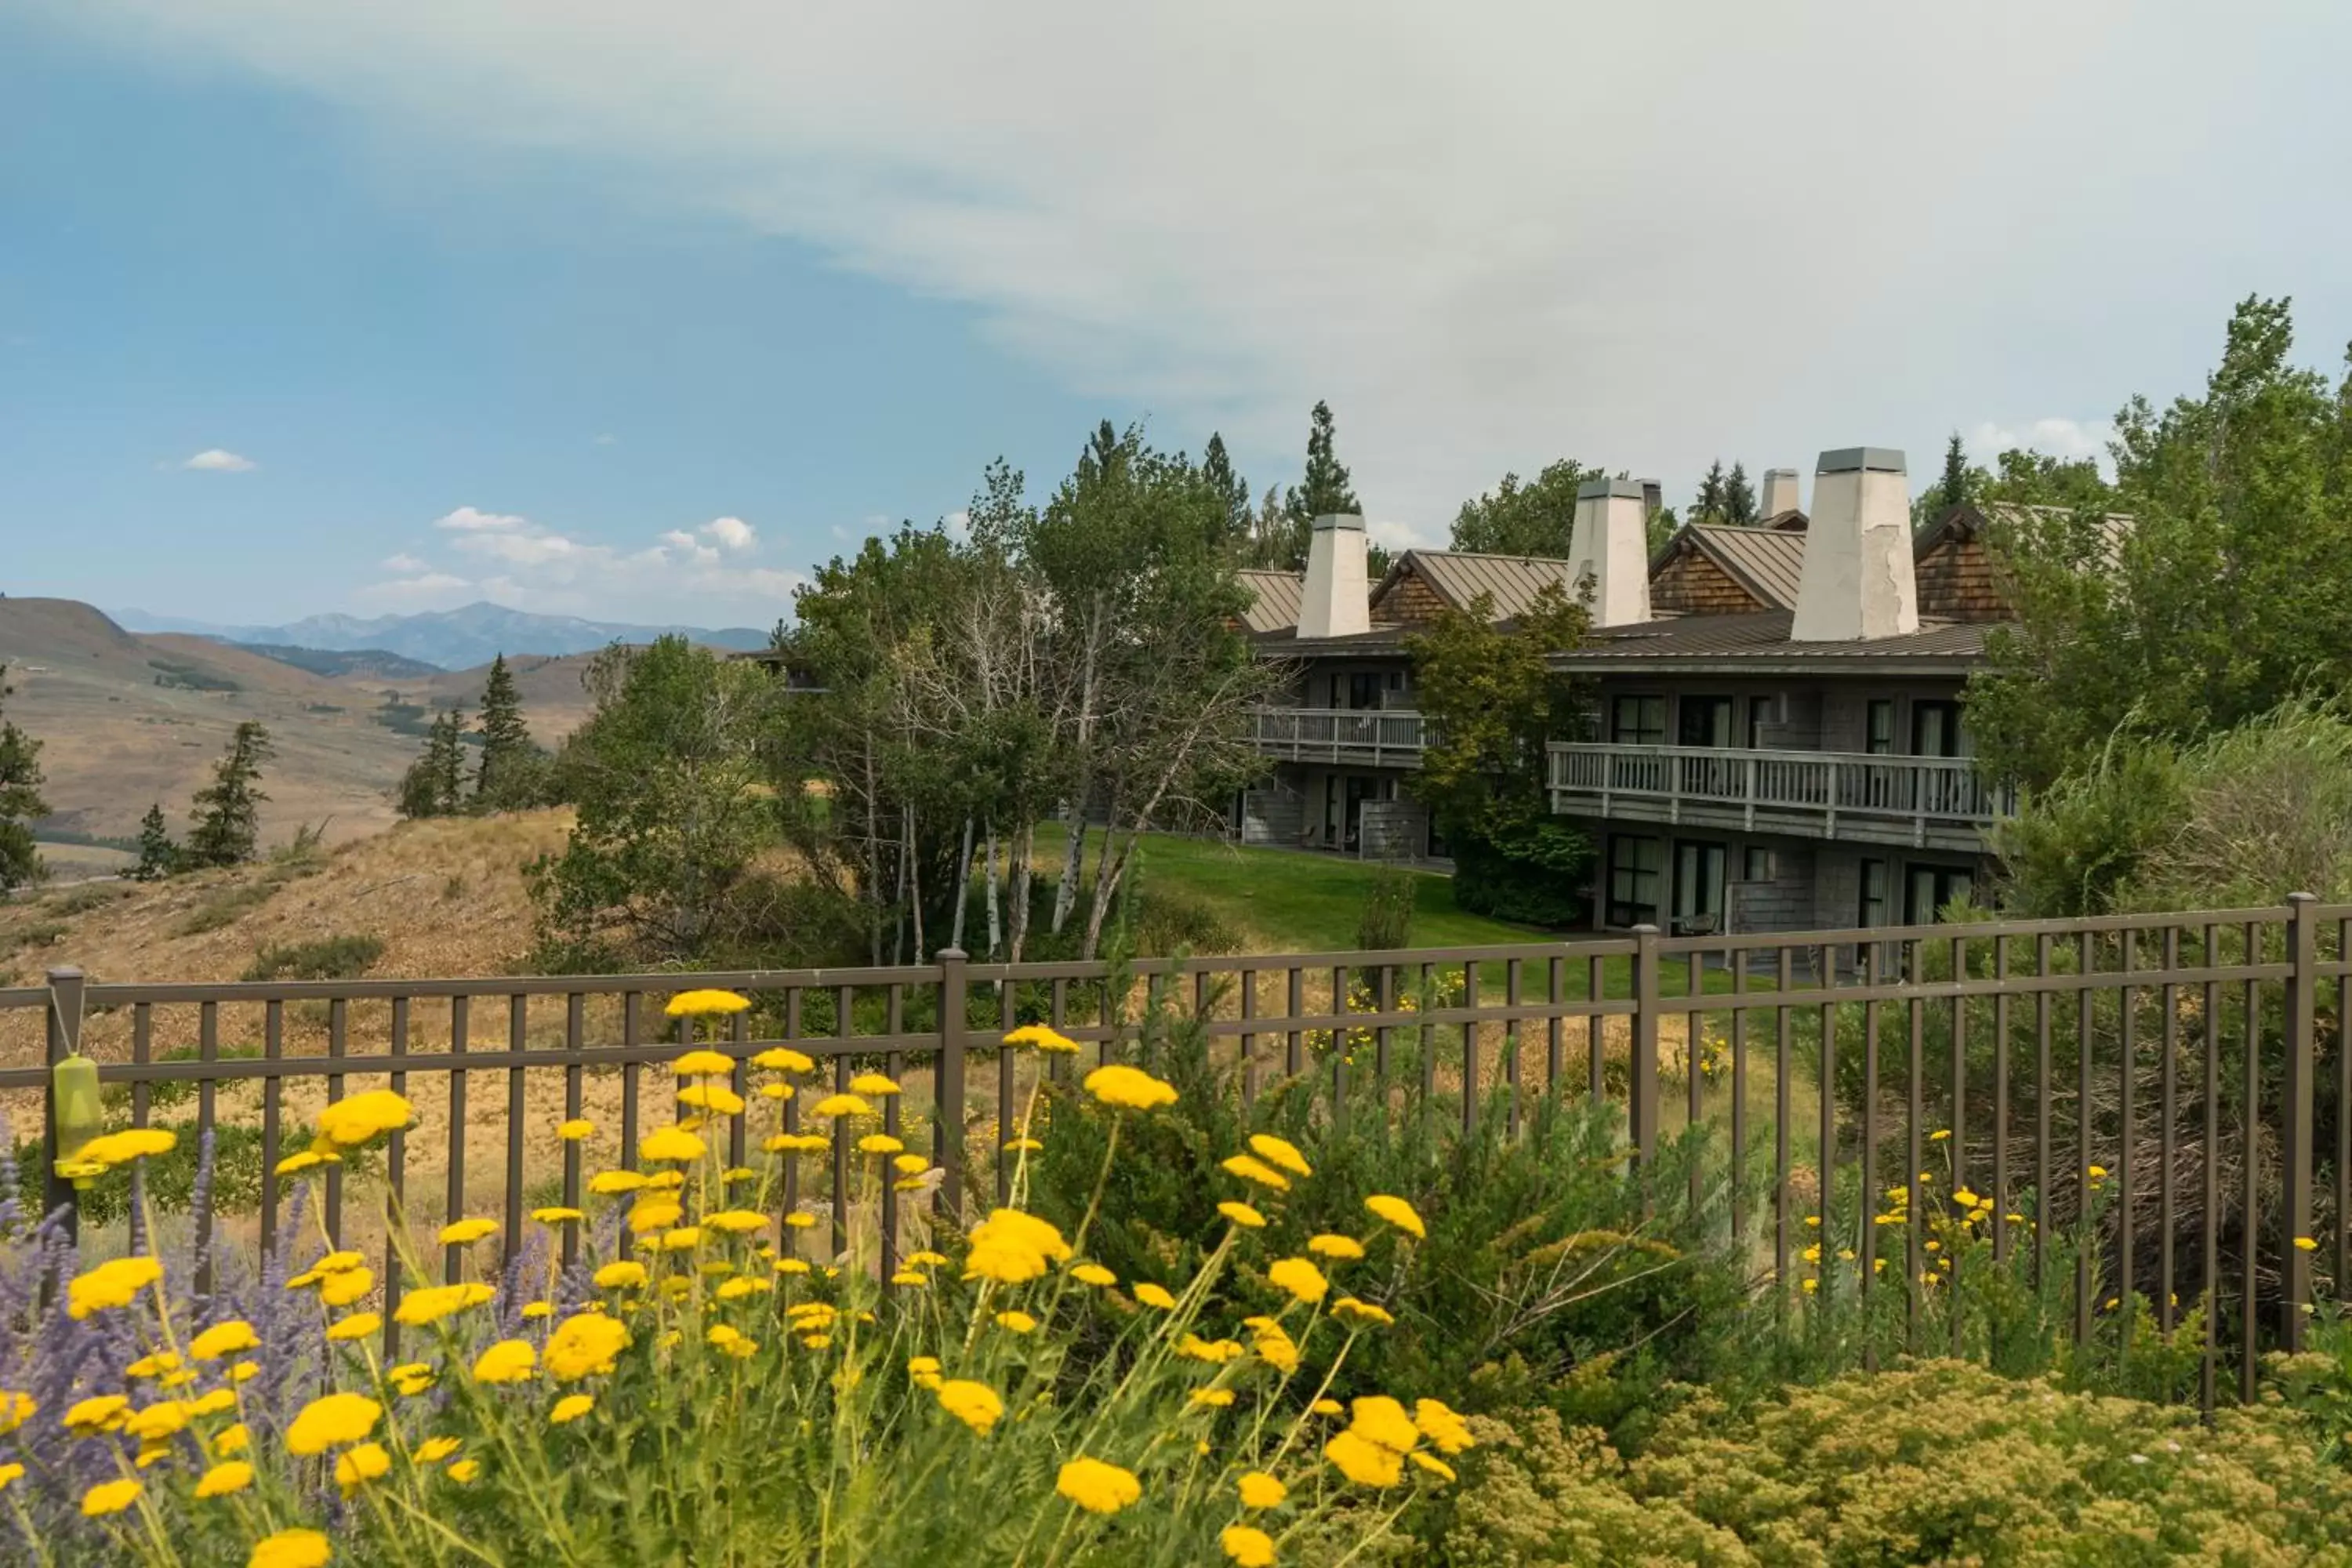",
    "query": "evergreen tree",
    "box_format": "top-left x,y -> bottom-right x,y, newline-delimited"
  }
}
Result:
1693,459 -> 1729,522
1200,433 -> 1253,550
184,720 -> 273,869
473,655 -> 539,809
1242,485 -> 1309,571
1938,431 -> 1973,512
1722,462 -> 1759,525
0,663 -> 48,893
1283,401 -> 1362,527
132,803 -> 176,882
397,710 -> 467,819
